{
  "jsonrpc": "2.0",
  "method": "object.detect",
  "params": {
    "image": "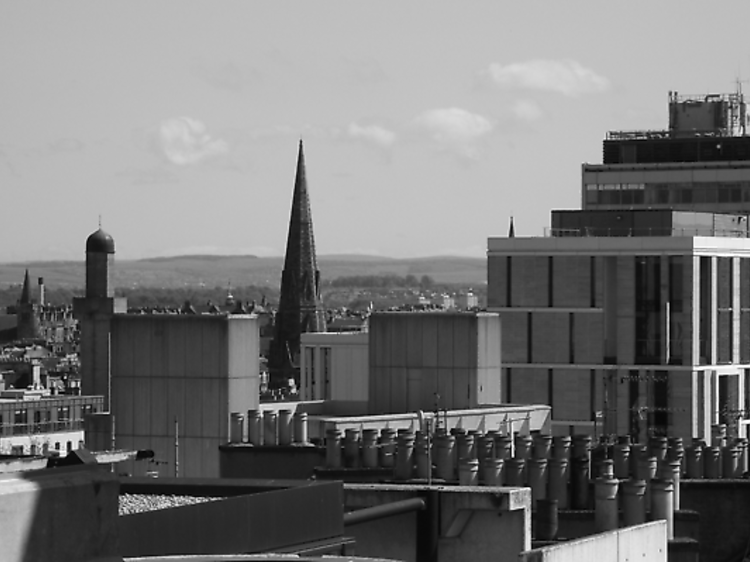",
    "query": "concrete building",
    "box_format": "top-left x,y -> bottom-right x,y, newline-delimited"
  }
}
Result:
300,311 -> 502,413
0,389 -> 103,456
300,331 -> 368,403
368,311 -> 501,414
487,208 -> 750,440
75,228 -> 260,478
110,313 -> 259,477
73,228 -> 127,411
582,89 -> 750,217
